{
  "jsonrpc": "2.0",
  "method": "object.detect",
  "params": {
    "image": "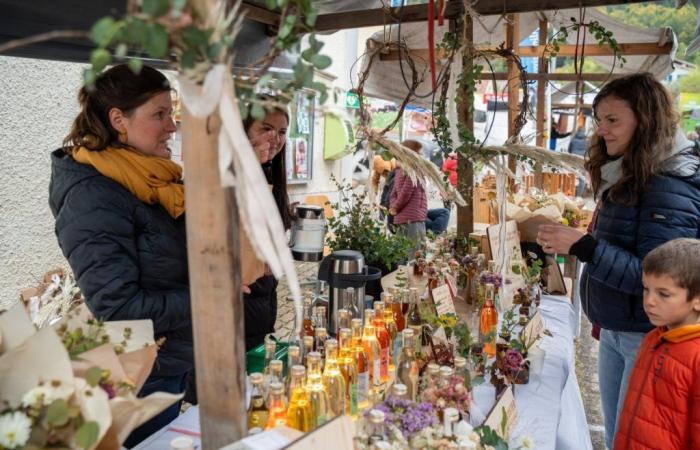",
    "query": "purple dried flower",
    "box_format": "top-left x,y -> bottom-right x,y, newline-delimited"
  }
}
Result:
480,270 -> 503,289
